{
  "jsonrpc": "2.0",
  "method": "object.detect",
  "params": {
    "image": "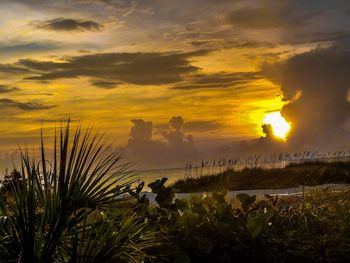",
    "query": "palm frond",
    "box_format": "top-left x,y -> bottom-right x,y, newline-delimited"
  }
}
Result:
0,120 -> 154,263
